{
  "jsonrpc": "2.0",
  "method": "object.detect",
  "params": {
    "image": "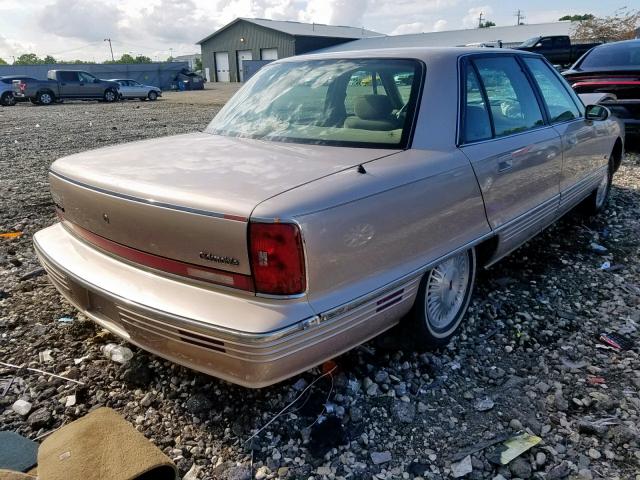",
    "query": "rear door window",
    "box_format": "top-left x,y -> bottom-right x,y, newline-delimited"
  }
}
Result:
463,64 -> 492,142
58,71 -> 79,82
473,56 -> 544,137
523,57 -> 581,122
